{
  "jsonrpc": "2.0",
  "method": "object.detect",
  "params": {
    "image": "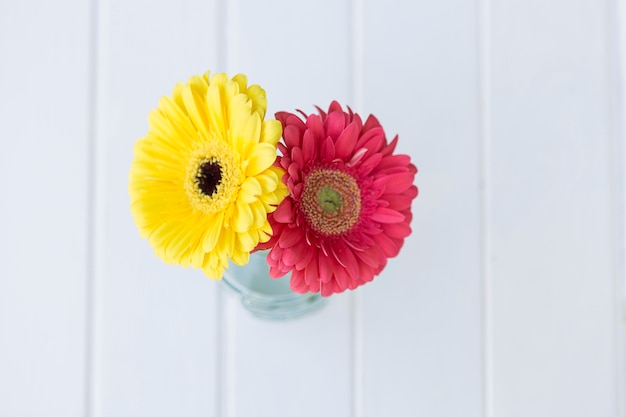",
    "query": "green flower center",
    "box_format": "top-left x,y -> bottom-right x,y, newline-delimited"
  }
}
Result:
196,161 -> 222,196
318,186 -> 342,213
301,168 -> 361,236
